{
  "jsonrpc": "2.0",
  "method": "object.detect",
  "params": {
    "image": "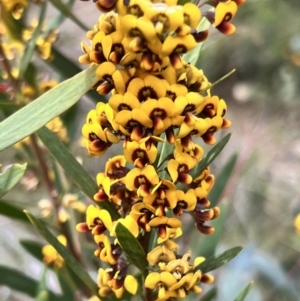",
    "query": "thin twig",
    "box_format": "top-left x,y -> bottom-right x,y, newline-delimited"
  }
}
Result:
140,231 -> 153,301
